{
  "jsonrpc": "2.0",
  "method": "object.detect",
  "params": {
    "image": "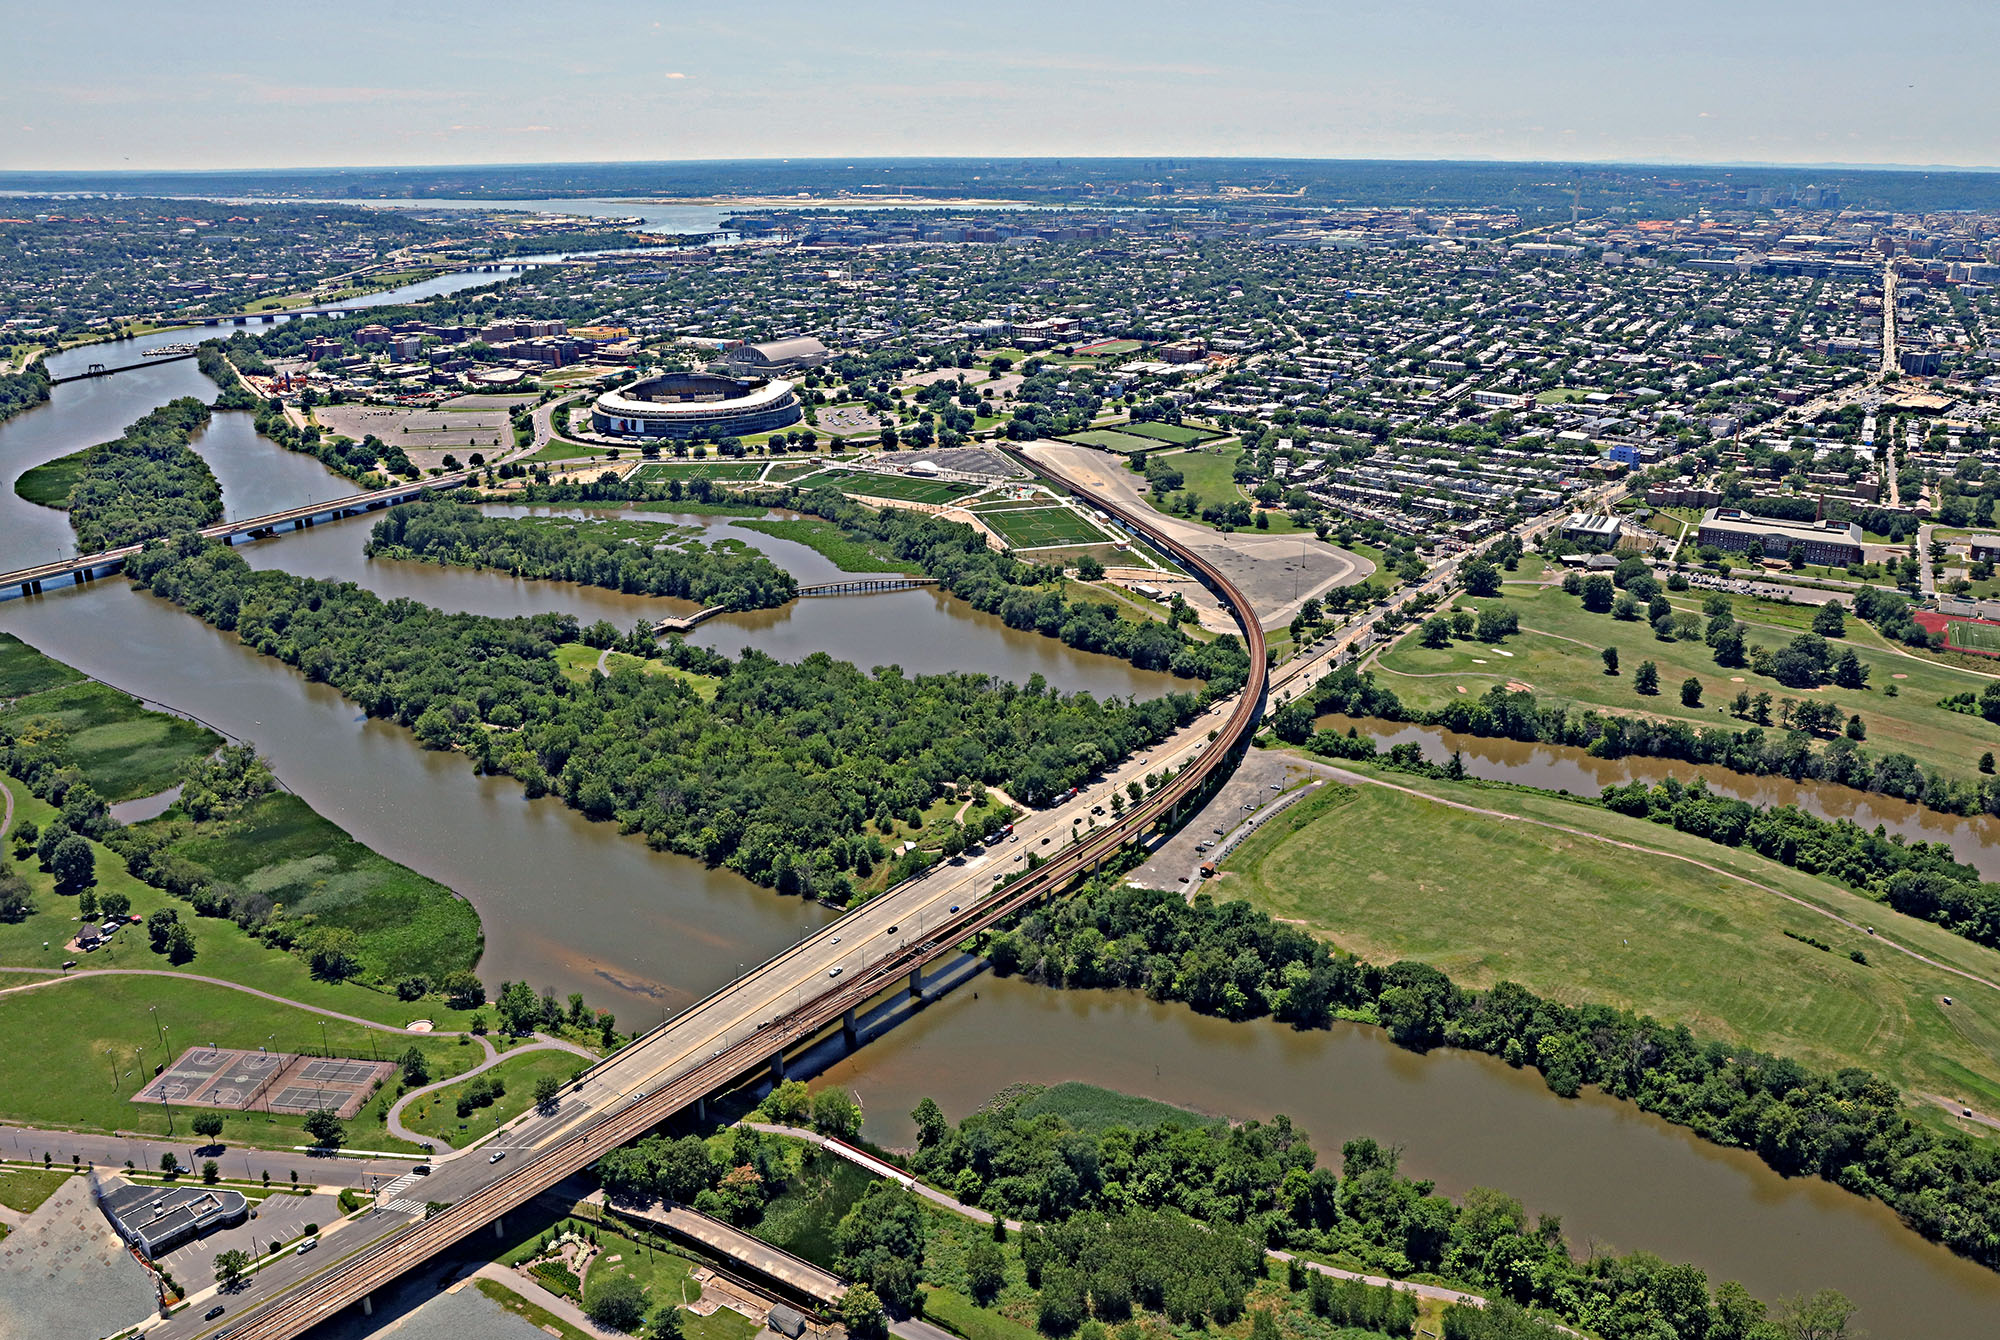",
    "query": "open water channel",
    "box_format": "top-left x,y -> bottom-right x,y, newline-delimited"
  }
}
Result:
3,316 -> 1999,1332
